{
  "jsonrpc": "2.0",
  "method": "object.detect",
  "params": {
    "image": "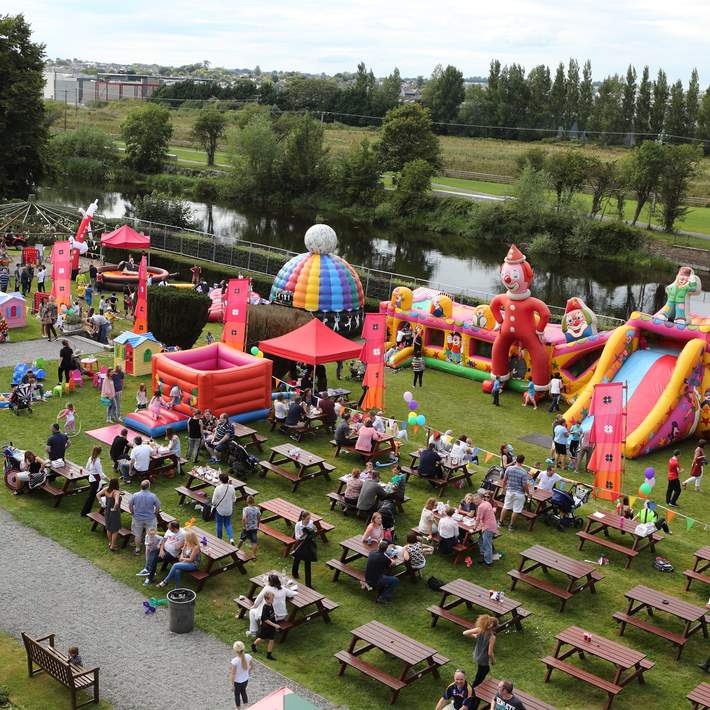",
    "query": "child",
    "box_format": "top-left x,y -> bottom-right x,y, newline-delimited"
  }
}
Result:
57,402 -> 76,435
251,591 -> 278,660
136,383 -> 148,410
205,331 -> 215,345
98,297 -> 107,315
491,377 -> 501,406
230,640 -> 253,709
360,460 -> 375,480
138,527 -> 162,582
412,354 -> 424,387
84,284 -> 93,309
169,383 -> 181,409
148,391 -> 162,421
67,646 -> 82,666
237,495 -> 261,558
108,293 -> 118,313
523,380 -> 537,409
